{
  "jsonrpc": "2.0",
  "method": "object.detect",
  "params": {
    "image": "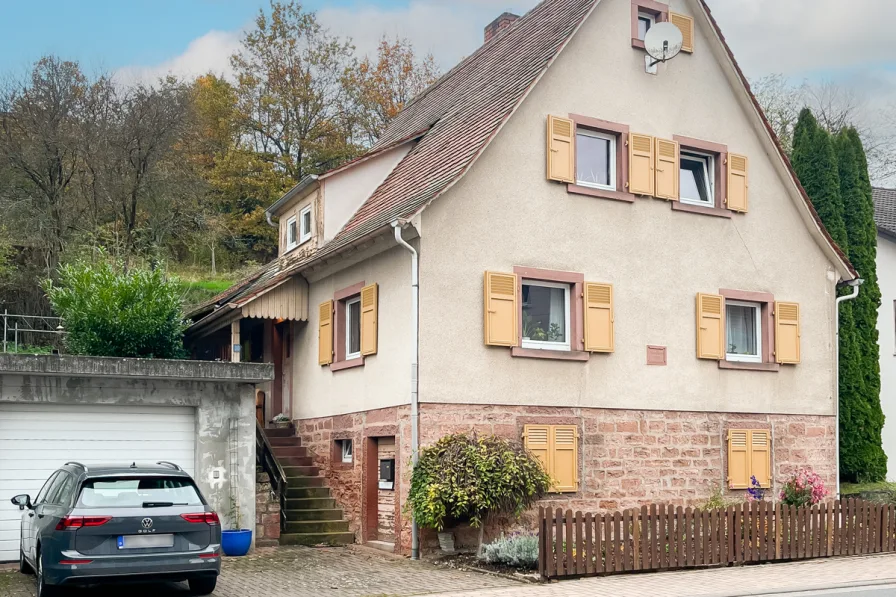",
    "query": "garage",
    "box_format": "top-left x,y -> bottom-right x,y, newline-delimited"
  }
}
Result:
0,403 -> 197,561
